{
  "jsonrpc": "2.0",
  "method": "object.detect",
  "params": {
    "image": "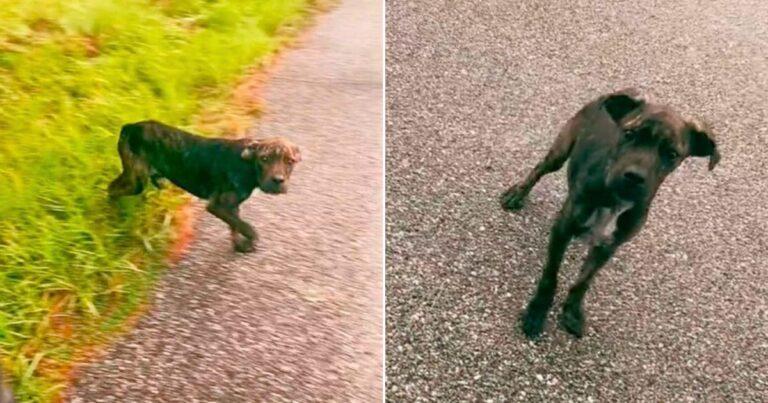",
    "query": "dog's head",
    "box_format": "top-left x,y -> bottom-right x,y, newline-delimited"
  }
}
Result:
241,137 -> 301,194
601,89 -> 720,203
